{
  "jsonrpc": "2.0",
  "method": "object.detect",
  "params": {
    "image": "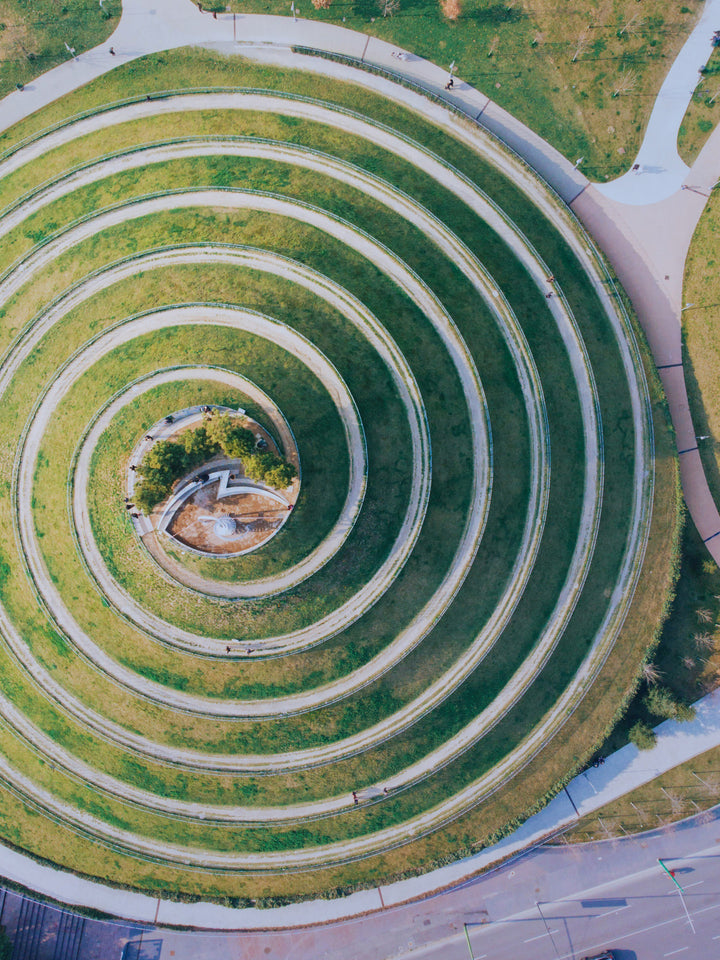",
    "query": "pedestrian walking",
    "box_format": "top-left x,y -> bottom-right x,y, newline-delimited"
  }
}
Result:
109,47 -> 115,55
